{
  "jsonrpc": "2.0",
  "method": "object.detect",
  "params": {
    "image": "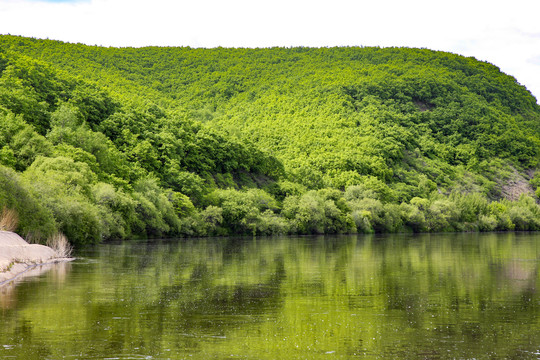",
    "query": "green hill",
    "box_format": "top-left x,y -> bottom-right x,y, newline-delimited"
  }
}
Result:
1,35 -> 539,245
